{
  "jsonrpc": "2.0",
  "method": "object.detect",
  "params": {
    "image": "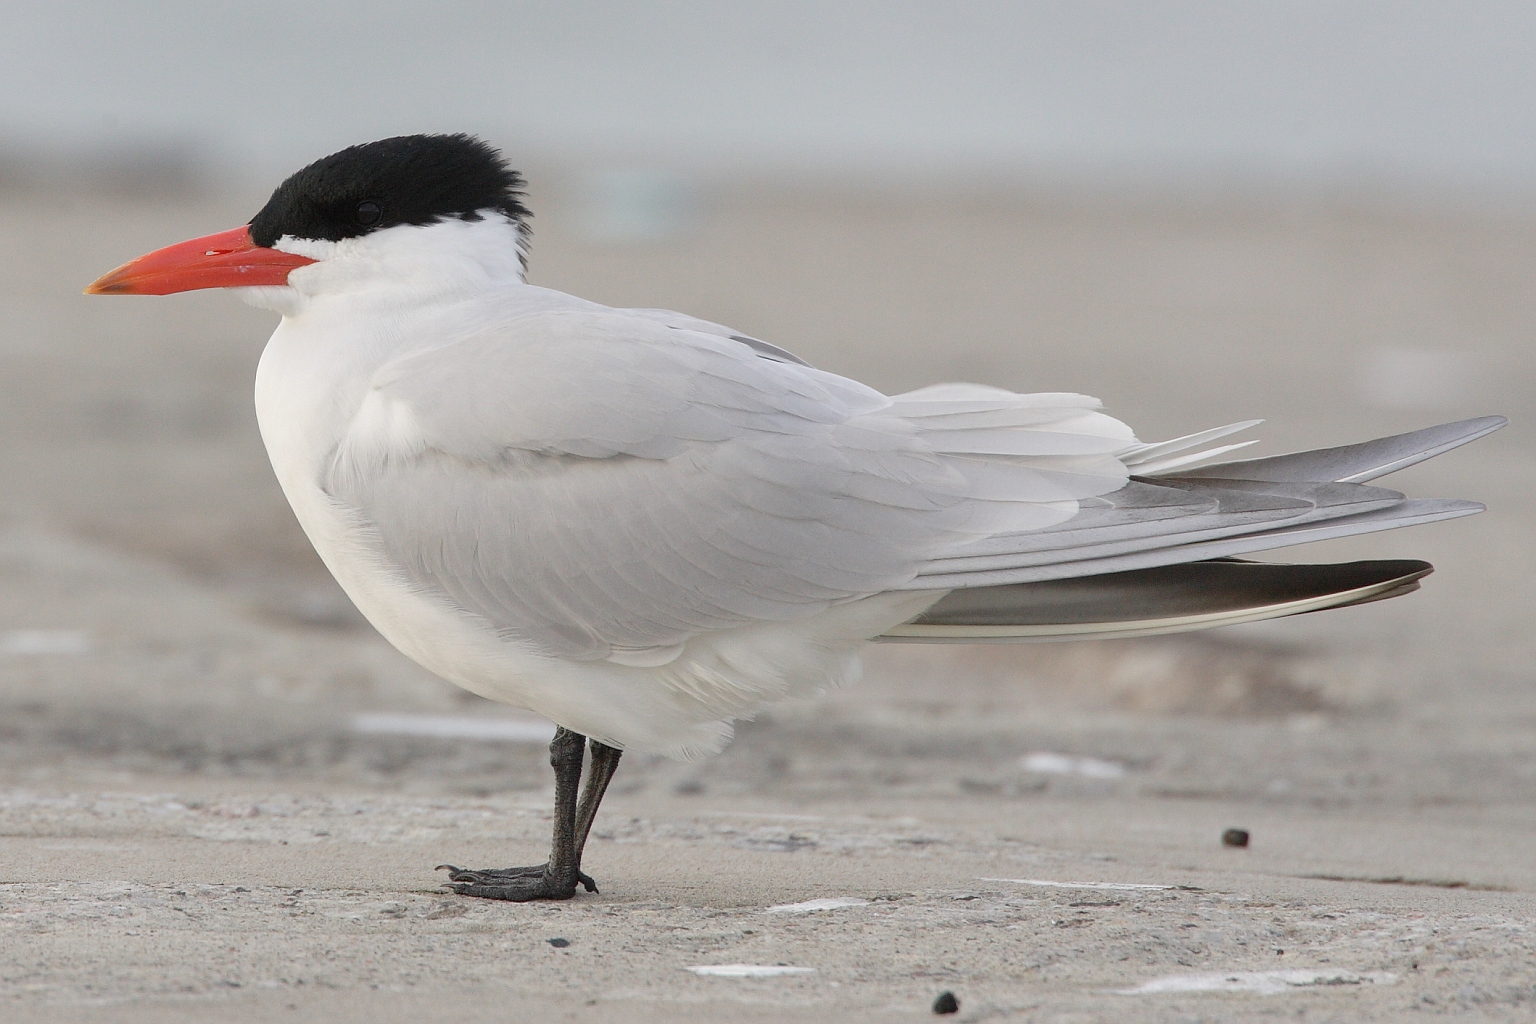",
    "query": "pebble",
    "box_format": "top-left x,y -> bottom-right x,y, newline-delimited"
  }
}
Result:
548,937 -> 571,948
932,990 -> 959,1014
1222,828 -> 1250,848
